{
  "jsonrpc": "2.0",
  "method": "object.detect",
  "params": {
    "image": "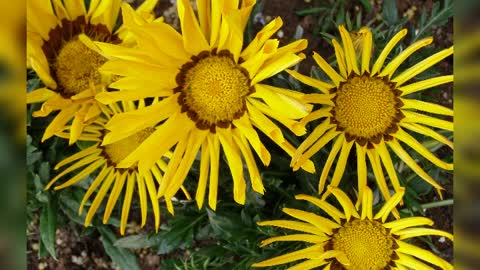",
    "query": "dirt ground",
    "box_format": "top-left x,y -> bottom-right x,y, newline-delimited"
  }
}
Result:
27,0 -> 453,269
